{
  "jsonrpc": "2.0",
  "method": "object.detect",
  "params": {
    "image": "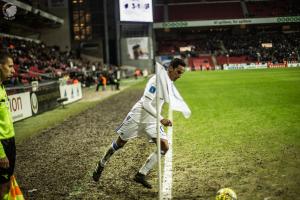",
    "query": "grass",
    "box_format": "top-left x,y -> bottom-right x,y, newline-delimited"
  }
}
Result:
171,68 -> 300,199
